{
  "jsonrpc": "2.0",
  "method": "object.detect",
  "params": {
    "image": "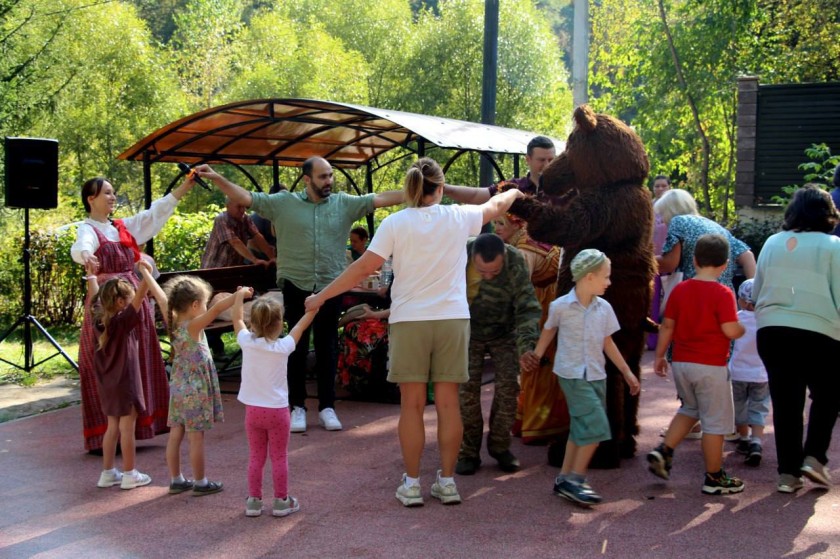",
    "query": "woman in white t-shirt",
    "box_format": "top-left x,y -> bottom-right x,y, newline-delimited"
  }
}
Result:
305,157 -> 523,507
233,288 -> 317,518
